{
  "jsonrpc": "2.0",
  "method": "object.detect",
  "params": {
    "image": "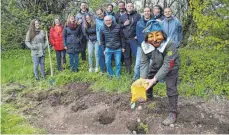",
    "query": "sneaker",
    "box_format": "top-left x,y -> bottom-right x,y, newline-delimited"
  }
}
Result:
162,112 -> 177,126
95,67 -> 99,73
35,77 -> 39,81
89,68 -> 93,72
